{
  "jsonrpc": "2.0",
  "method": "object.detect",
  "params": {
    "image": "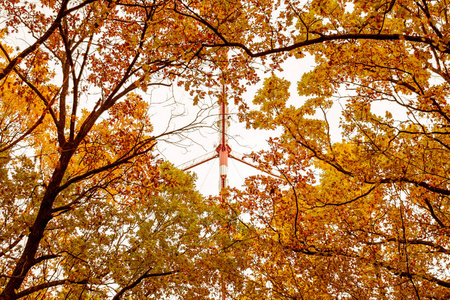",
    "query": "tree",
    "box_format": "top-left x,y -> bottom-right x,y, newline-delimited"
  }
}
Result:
0,55 -> 231,298
0,0 -> 252,298
3,0 -> 450,299
222,1 -> 450,299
